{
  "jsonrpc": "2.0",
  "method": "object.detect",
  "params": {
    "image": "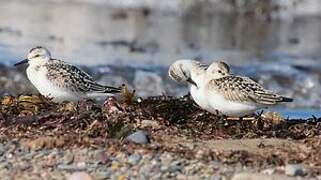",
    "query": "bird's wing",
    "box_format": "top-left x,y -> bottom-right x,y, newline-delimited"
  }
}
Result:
207,76 -> 288,105
45,60 -> 121,93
